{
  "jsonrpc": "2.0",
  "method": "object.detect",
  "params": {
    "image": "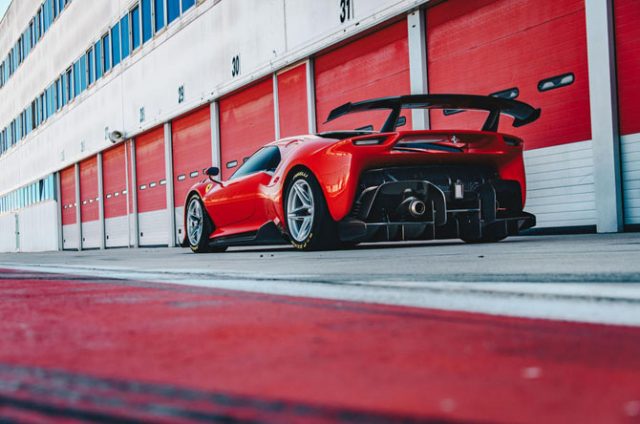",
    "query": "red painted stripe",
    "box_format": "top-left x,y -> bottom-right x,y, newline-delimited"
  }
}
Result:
315,20 -> 412,132
614,0 -> 640,136
278,63 -> 309,138
172,107 -> 212,208
1,269 -> 639,423
219,78 -> 275,180
60,166 -> 76,226
79,156 -> 99,223
135,127 -> 167,213
102,144 -> 128,219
